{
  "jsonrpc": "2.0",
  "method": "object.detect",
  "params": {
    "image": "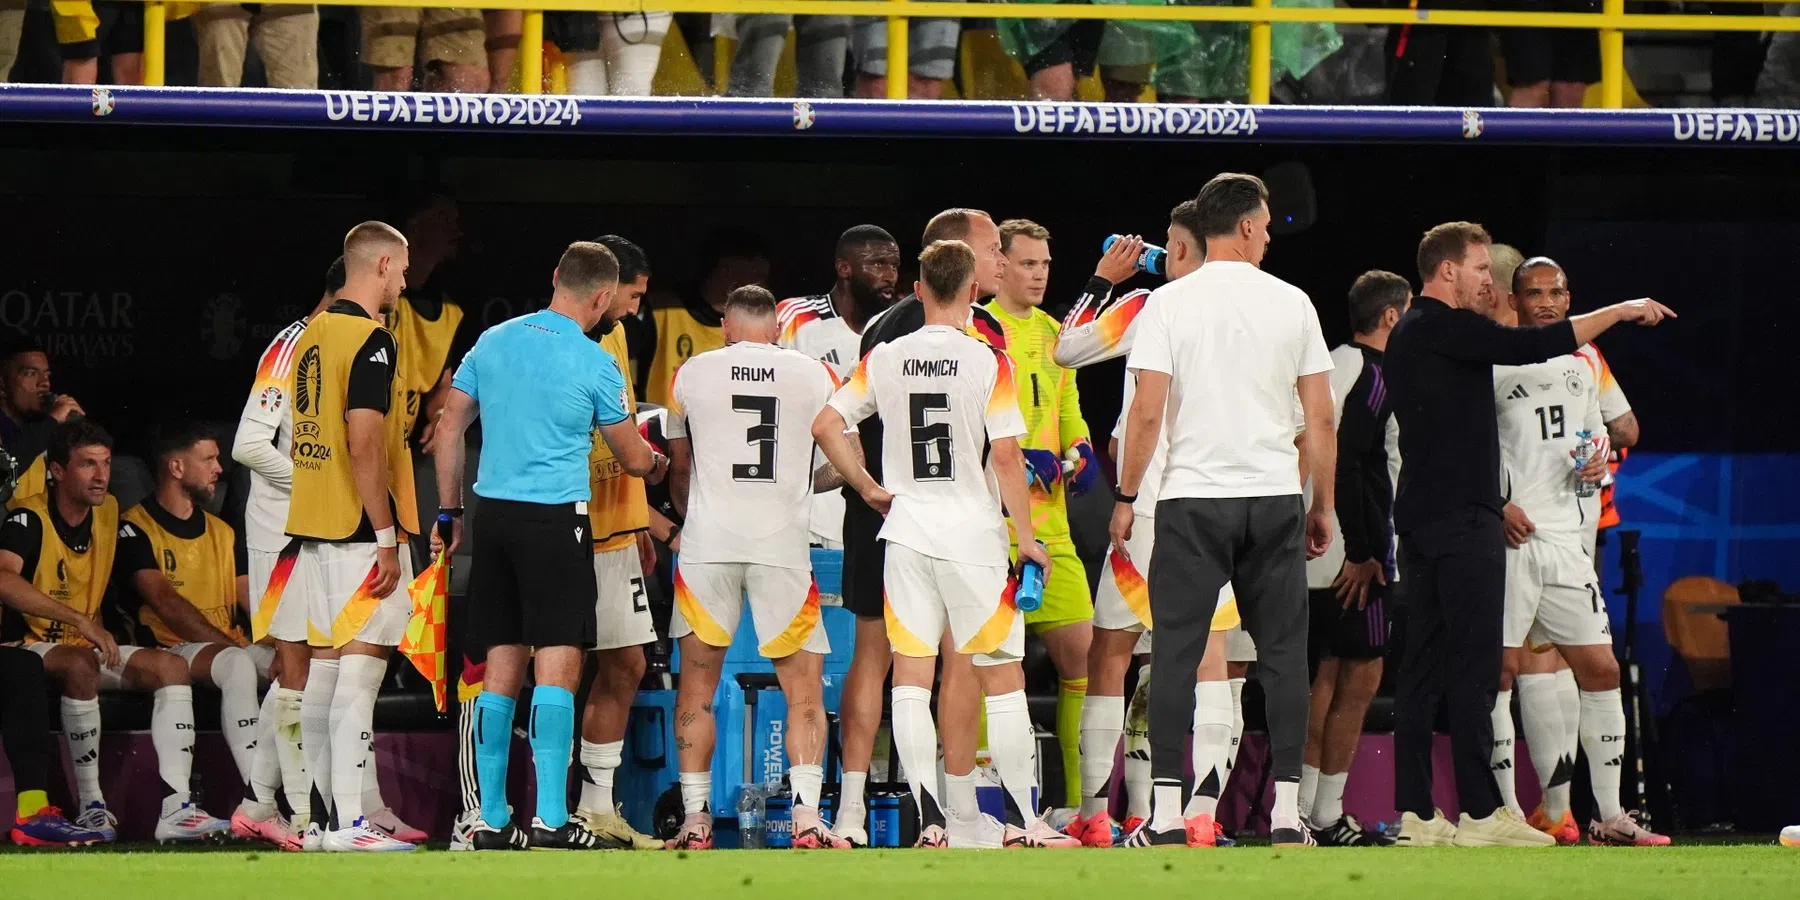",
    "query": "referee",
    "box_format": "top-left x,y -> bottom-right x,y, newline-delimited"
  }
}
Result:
433,241 -> 668,852
1384,223 -> 1671,847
